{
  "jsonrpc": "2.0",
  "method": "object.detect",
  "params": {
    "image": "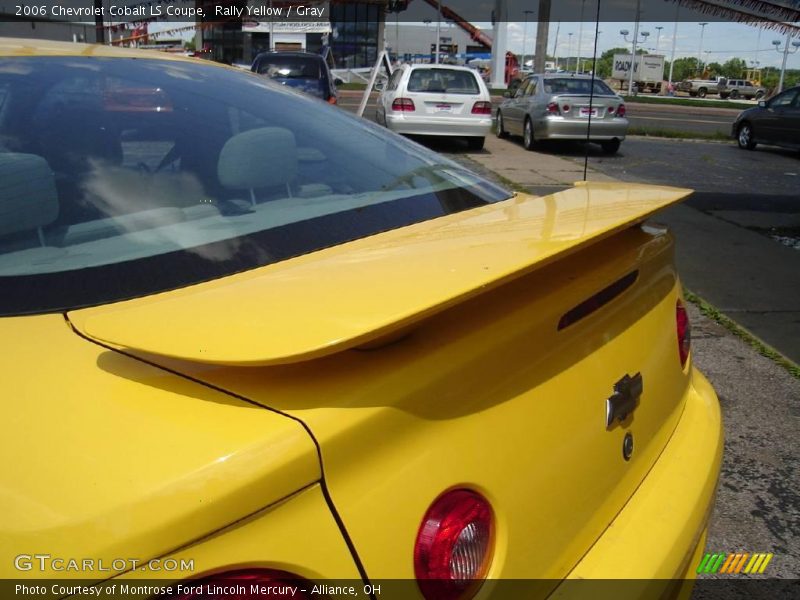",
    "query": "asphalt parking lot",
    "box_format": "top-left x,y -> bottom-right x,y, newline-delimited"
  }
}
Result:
338,96 -> 800,580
